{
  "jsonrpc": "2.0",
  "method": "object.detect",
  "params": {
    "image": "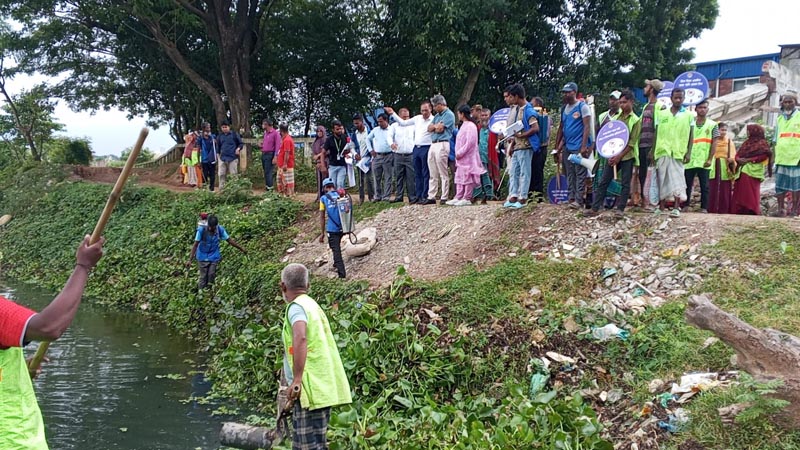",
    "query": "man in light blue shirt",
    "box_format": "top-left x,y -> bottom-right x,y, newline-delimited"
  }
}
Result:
427,94 -> 455,204
368,113 -> 394,201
